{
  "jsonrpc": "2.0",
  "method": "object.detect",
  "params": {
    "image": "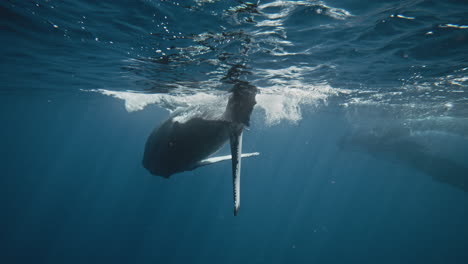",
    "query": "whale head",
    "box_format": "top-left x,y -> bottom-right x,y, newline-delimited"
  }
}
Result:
224,80 -> 258,126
